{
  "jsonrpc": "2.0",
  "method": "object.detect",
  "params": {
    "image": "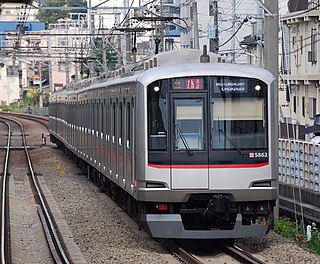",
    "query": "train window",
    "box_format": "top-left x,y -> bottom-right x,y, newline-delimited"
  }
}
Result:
119,102 -> 123,145
147,80 -> 168,151
173,99 -> 205,151
113,102 -> 116,143
210,77 -> 268,150
126,102 -> 131,148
